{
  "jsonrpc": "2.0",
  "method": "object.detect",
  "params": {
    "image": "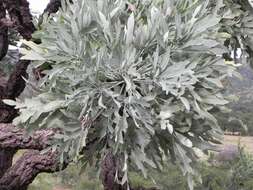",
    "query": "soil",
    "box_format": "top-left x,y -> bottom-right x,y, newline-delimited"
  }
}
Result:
222,135 -> 253,153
